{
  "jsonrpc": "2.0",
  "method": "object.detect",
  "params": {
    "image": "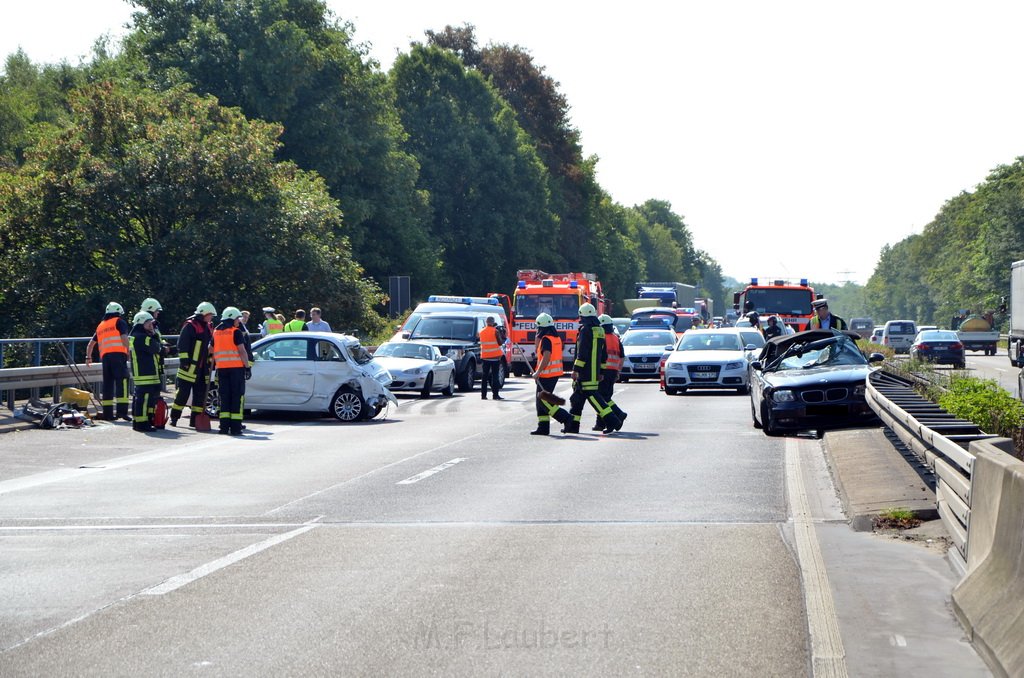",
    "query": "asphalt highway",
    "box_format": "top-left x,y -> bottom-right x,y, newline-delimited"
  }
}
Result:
0,377 -> 989,676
